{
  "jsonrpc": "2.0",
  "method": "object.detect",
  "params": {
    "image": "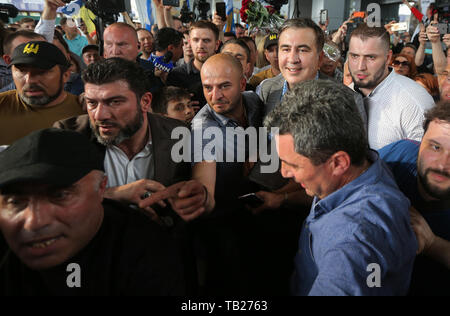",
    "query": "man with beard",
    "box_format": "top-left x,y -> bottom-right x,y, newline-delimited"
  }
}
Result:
379,101 -> 450,295
54,58 -> 209,221
55,59 -> 211,294
347,24 -> 435,150
0,41 -> 83,145
167,21 -> 220,110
